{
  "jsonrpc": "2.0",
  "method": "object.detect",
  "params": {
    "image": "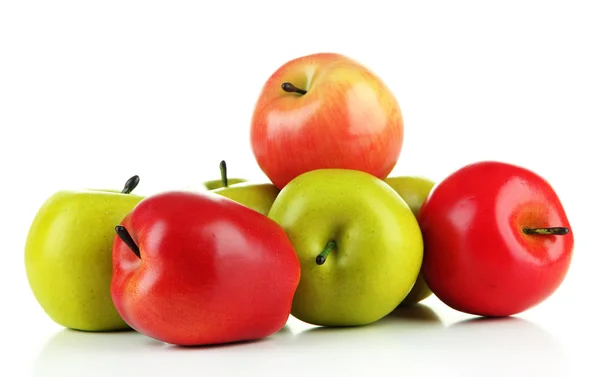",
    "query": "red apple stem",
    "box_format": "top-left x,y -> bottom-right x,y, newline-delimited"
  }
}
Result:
115,225 -> 141,258
522,227 -> 570,235
281,82 -> 307,95
219,160 -> 228,187
121,175 -> 140,194
316,240 -> 336,265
